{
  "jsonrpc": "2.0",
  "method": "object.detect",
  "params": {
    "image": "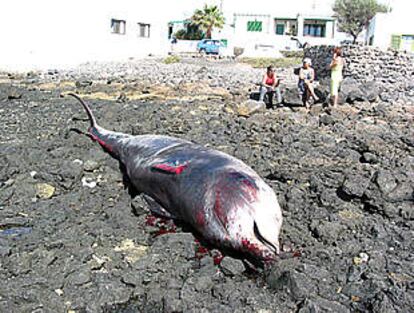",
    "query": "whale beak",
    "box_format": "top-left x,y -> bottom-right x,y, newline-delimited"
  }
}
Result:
254,221 -> 279,255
